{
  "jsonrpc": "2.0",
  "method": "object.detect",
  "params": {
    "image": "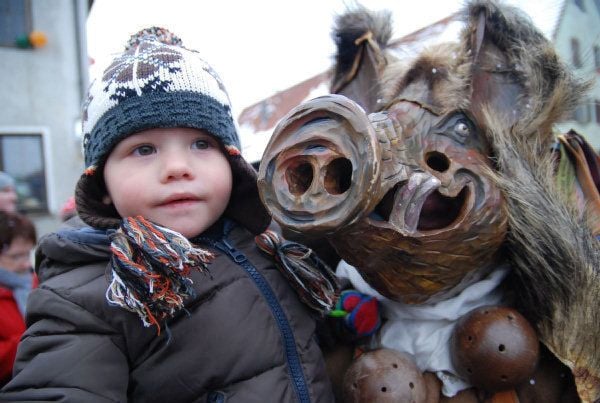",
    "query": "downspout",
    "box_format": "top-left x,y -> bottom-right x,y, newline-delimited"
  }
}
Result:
73,0 -> 89,103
